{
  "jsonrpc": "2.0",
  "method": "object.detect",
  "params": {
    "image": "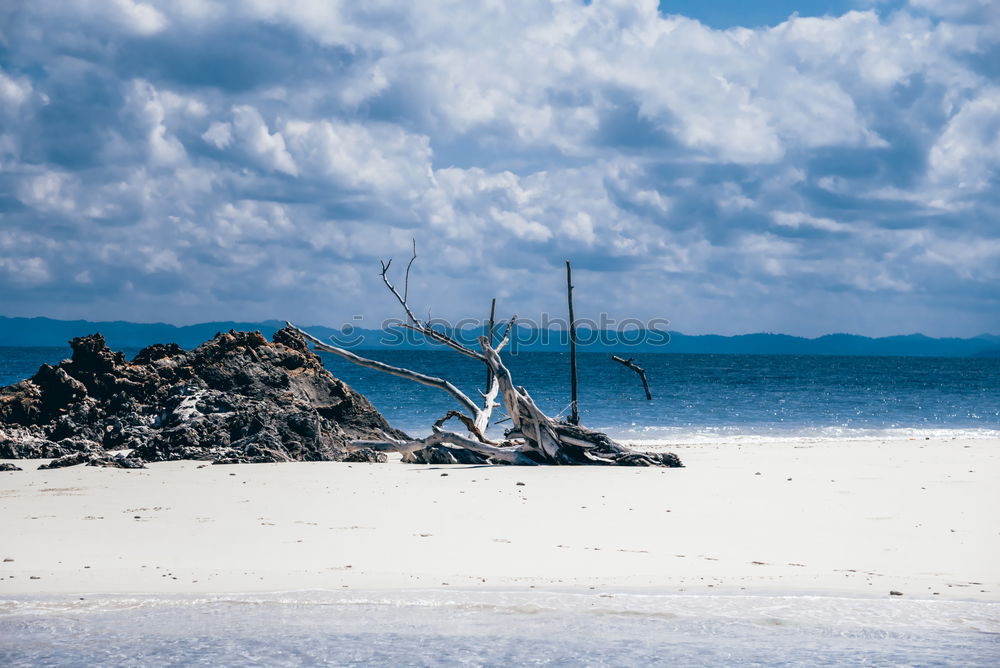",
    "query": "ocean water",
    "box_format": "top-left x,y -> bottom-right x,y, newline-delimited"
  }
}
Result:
1,590 -> 998,667
2,346 -> 998,442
